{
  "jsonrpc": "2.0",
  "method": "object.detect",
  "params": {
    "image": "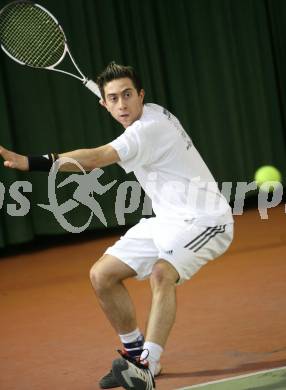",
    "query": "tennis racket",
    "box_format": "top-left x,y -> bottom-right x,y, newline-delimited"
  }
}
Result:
0,0 -> 101,98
